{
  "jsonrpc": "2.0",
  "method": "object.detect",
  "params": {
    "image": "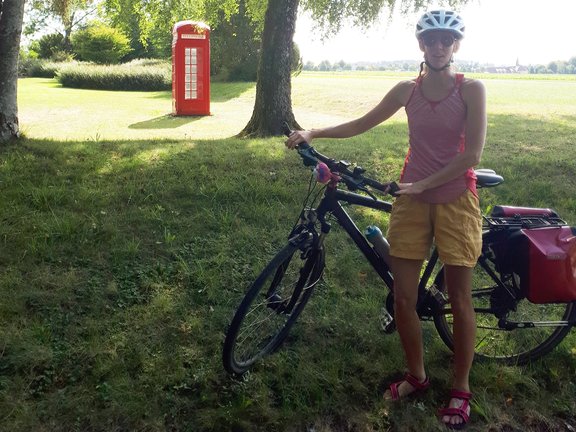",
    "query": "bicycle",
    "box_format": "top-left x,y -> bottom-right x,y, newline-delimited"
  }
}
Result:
222,131 -> 576,376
